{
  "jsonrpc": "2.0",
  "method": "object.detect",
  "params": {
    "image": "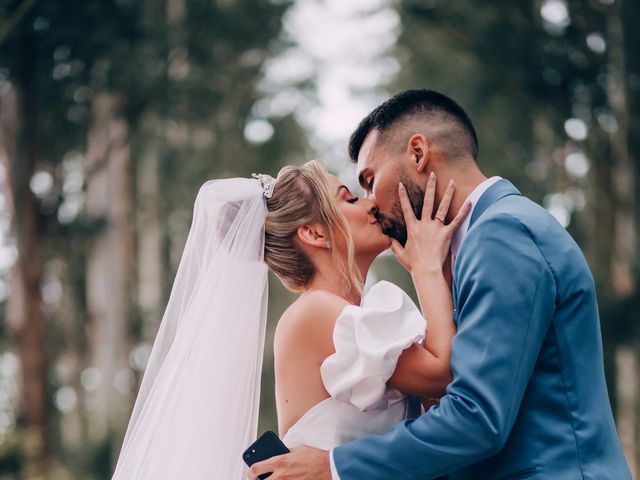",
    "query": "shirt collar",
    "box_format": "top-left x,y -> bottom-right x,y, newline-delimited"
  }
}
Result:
451,176 -> 502,259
